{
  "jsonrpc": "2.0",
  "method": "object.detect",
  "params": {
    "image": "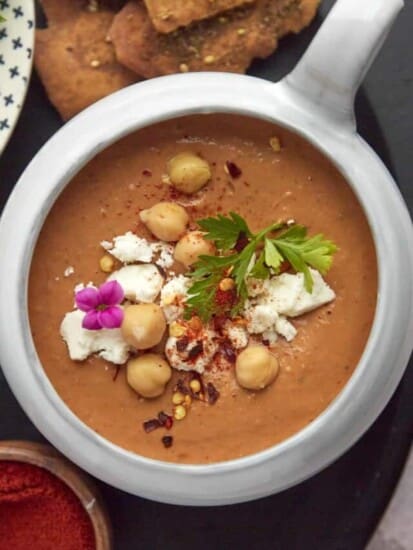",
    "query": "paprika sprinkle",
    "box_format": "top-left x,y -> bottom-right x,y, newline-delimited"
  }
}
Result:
0,461 -> 95,550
